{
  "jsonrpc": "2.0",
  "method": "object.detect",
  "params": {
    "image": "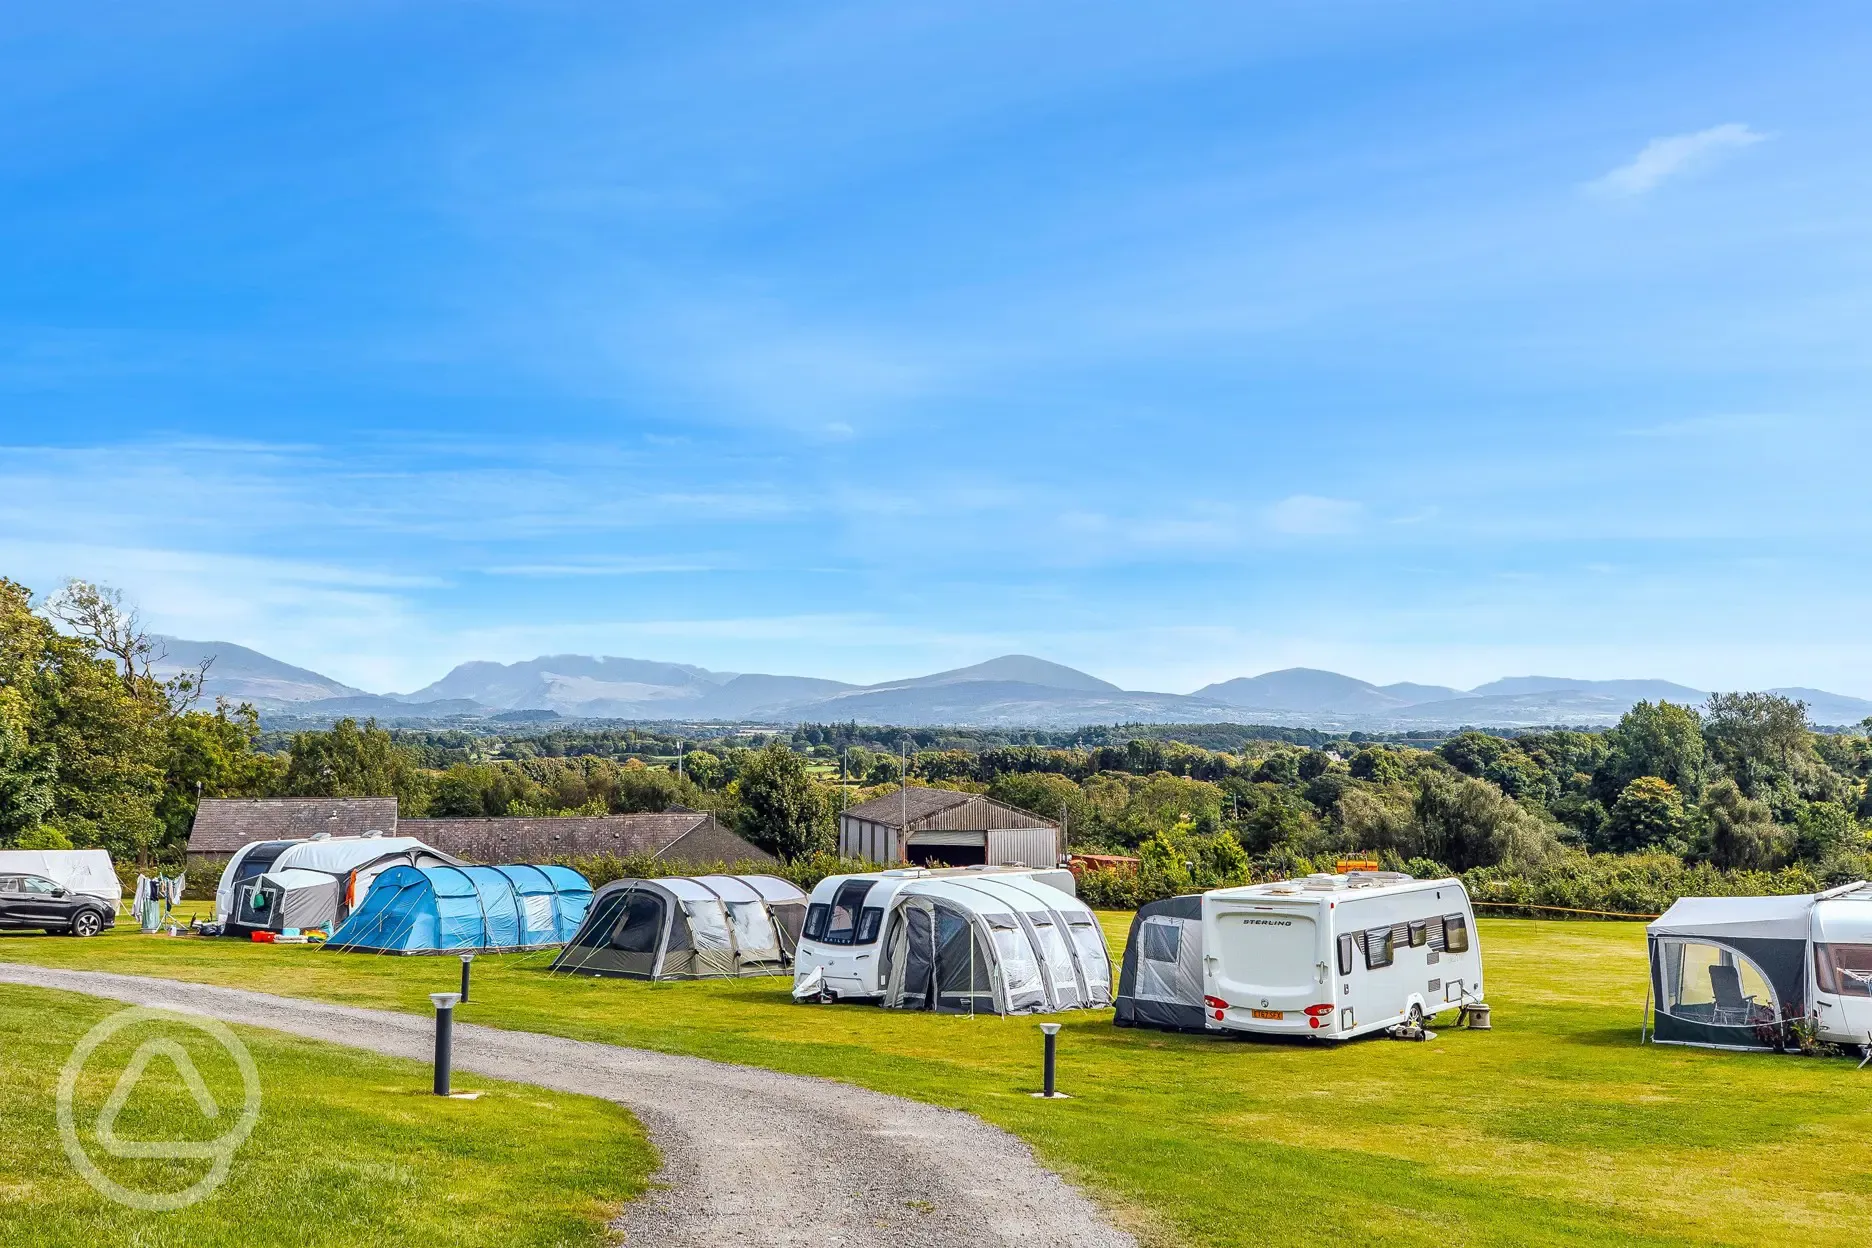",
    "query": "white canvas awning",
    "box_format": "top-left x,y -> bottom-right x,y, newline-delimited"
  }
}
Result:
1649,894 -> 1815,942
